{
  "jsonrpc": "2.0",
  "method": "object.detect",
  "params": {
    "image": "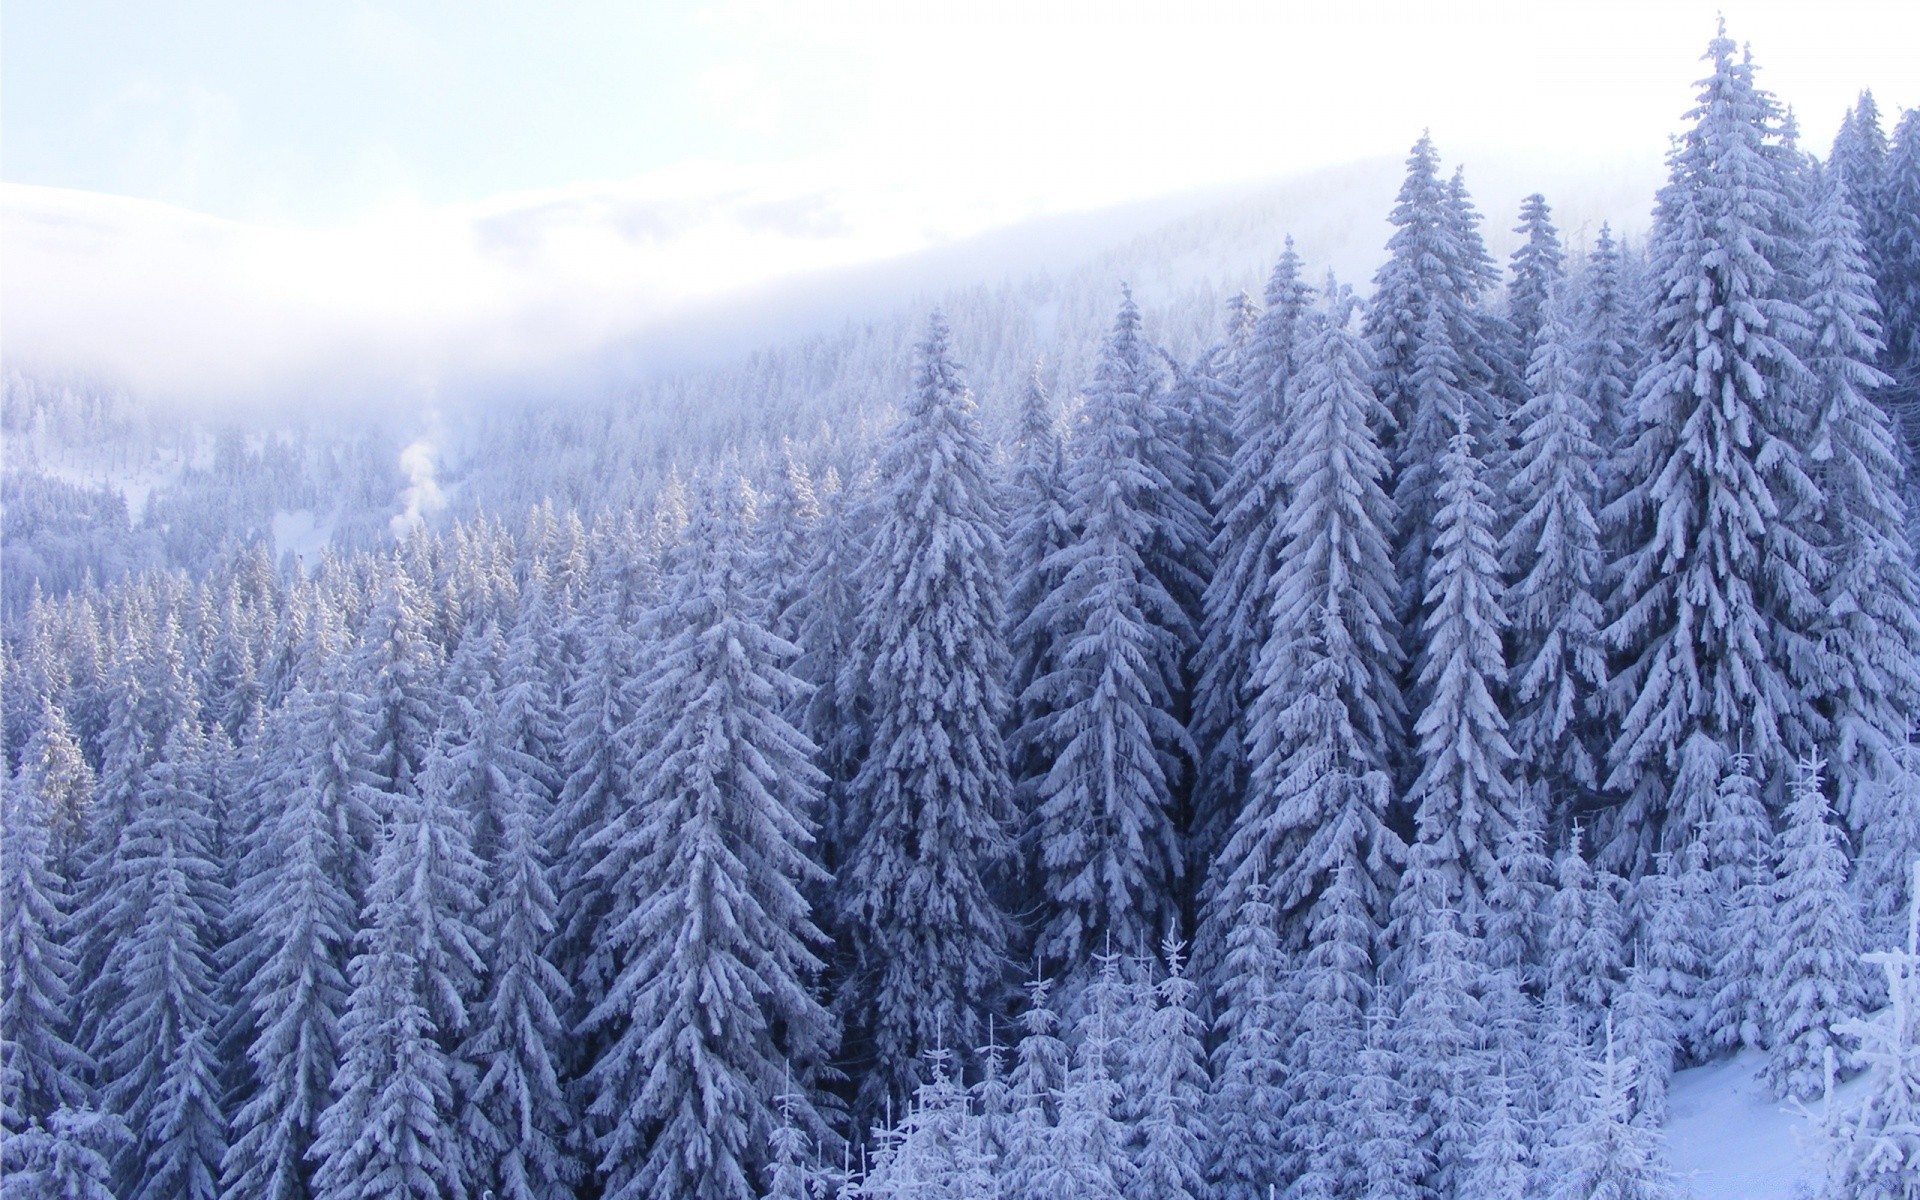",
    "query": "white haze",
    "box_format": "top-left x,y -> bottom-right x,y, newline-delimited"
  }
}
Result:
3,147 -> 1663,414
